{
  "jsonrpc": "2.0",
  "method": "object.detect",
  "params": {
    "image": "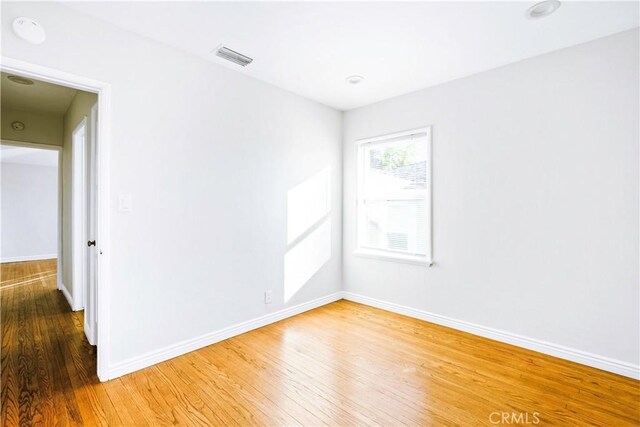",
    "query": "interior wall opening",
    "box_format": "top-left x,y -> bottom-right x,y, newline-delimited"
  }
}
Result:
0,70 -> 101,370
